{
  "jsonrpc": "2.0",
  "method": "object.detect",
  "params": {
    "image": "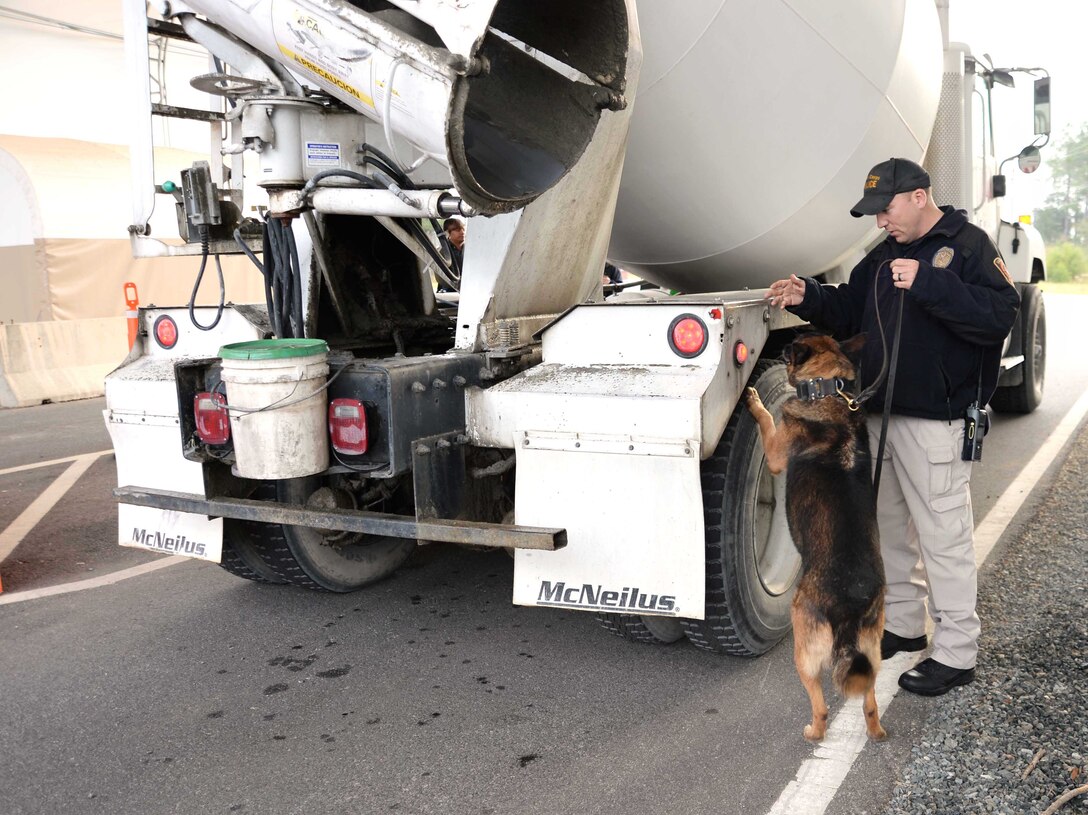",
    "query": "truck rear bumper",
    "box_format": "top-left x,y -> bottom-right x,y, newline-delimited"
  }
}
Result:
114,486 -> 565,551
